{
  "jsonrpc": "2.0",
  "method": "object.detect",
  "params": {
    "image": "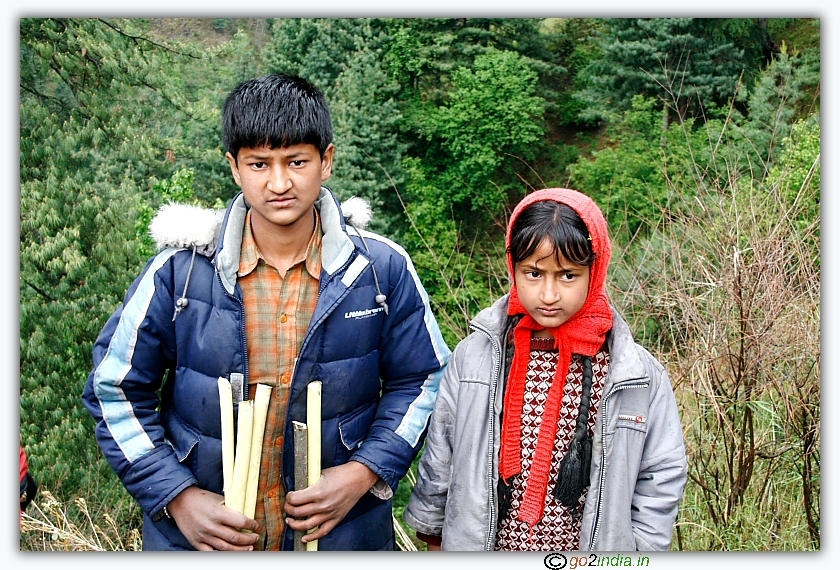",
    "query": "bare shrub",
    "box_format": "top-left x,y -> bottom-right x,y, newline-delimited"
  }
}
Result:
610,128 -> 819,549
